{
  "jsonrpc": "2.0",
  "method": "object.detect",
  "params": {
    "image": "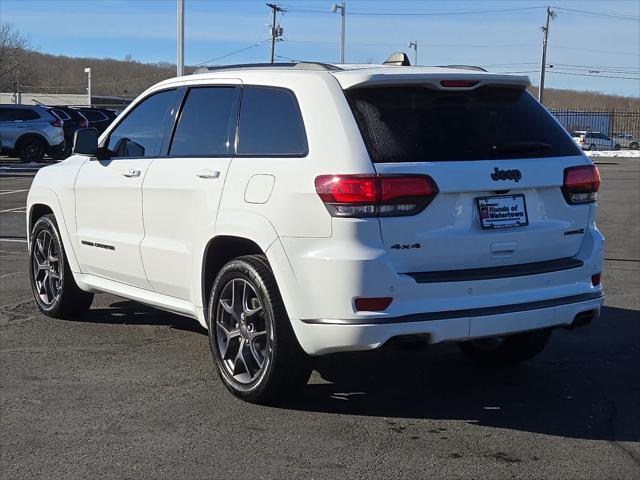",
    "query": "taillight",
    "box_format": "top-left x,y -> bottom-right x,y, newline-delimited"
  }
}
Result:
440,80 -> 479,88
79,118 -> 88,128
591,273 -> 601,286
315,174 -> 438,217
562,165 -> 601,204
50,119 -> 63,128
